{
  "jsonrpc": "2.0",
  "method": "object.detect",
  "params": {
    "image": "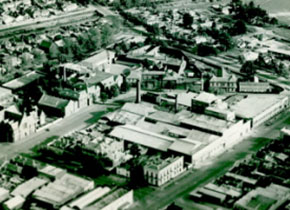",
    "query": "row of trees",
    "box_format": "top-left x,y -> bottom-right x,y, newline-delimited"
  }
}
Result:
230,0 -> 278,25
